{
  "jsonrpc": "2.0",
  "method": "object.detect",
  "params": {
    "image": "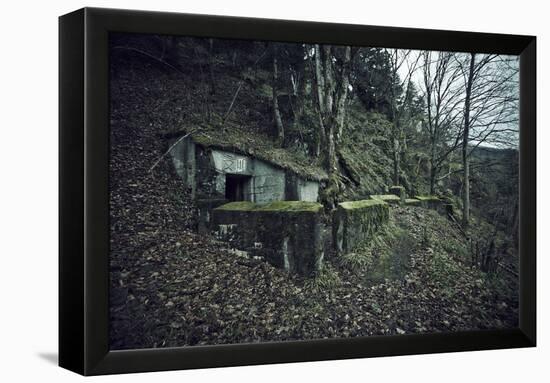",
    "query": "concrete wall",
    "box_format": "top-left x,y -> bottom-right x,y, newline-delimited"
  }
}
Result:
170,137 -> 196,196
285,173 -> 319,202
251,159 -> 286,203
297,179 -> 319,202
195,147 -> 221,198
212,201 -> 325,276
211,149 -> 252,175
334,199 -> 390,255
